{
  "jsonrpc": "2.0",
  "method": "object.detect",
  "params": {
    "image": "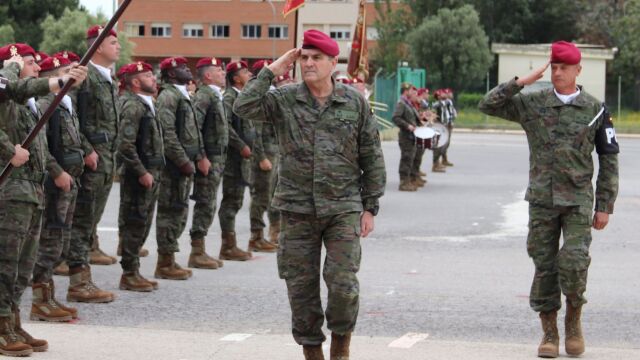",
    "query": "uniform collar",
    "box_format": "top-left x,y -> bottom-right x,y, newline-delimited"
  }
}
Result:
90,61 -> 113,83
295,79 -> 348,106
136,93 -> 156,115
208,84 -> 223,100
545,85 -> 588,108
173,84 -> 191,100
